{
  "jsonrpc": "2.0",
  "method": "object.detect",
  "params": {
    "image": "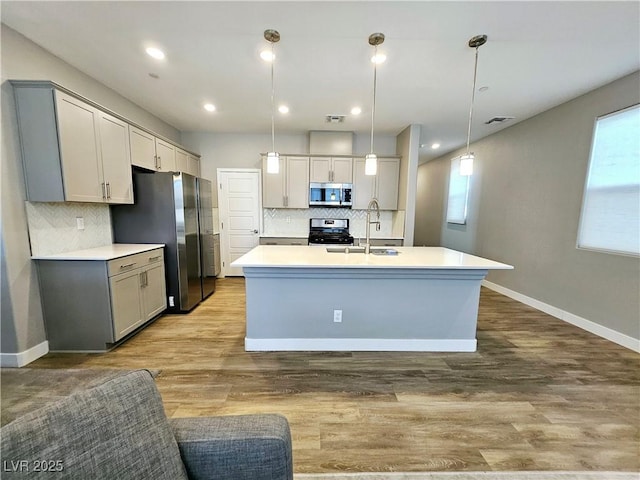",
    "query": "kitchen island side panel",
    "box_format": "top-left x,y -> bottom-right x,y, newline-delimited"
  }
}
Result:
243,267 -> 486,351
37,260 -> 114,351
